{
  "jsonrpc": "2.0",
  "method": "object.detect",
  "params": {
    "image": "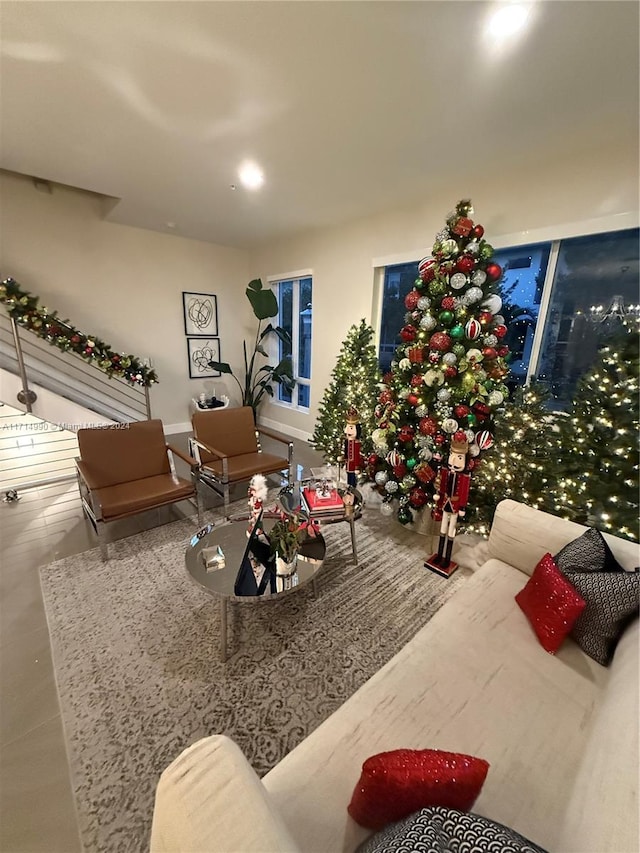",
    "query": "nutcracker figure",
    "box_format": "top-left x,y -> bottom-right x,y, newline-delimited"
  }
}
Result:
342,406 -> 363,487
424,432 -> 471,577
